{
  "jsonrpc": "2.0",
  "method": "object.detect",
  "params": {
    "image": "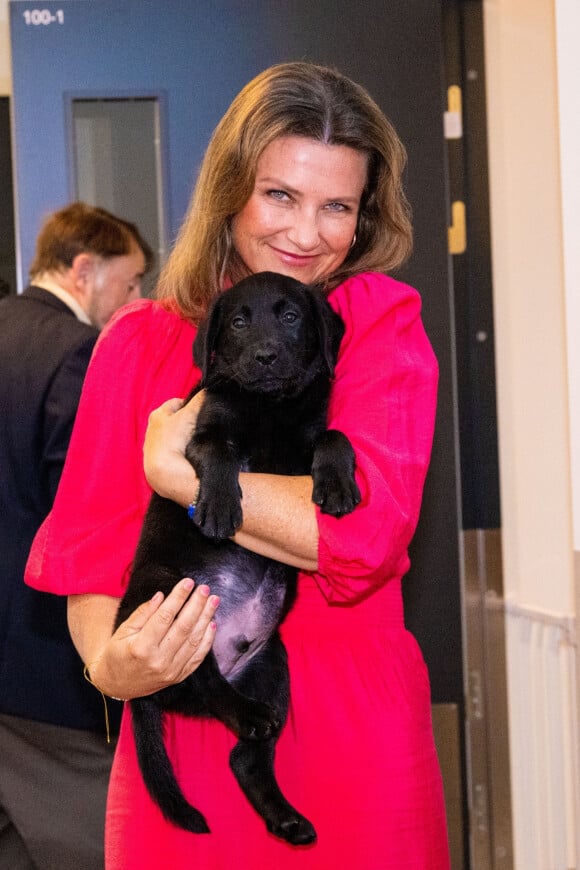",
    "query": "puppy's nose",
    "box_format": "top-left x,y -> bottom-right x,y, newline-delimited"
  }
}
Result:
255,348 -> 278,366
